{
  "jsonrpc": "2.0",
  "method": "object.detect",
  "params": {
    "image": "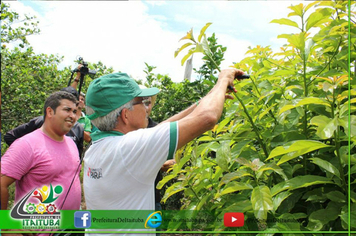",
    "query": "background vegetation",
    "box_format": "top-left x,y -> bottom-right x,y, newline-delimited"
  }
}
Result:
1,0 -> 355,234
